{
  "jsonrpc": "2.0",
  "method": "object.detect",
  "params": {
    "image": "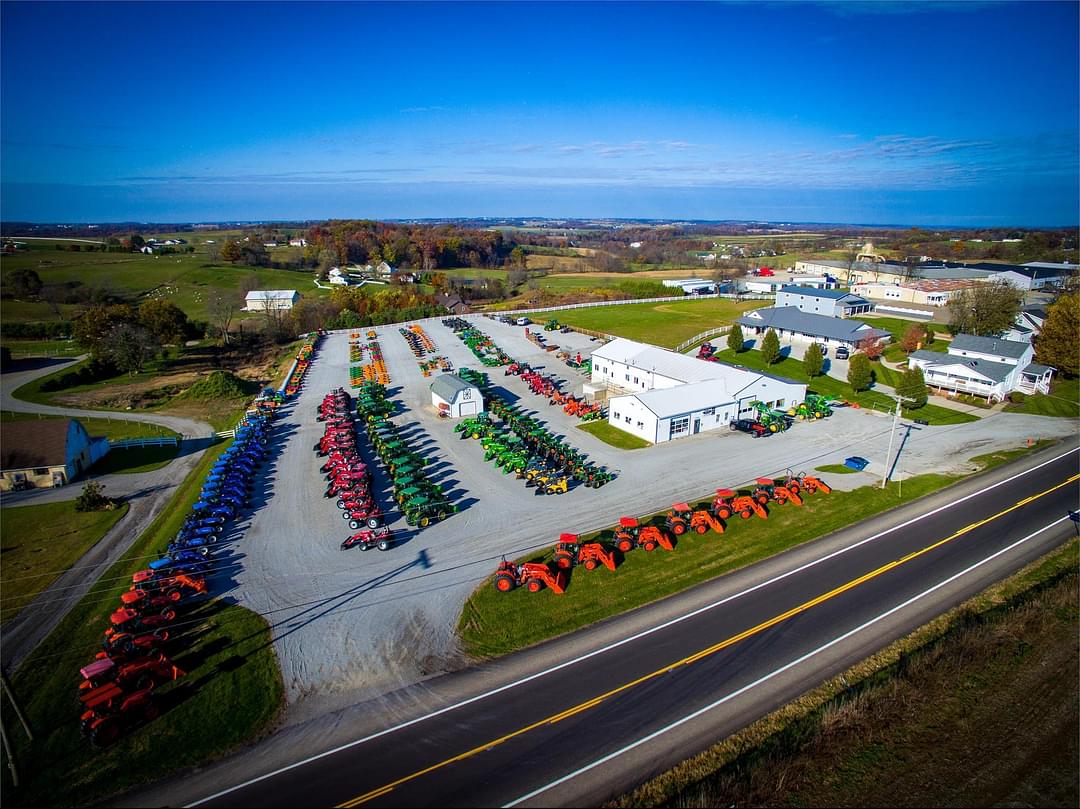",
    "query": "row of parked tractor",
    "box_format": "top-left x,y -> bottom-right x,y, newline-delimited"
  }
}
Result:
453,367 -> 615,493
492,472 -> 833,595
504,362 -> 605,421
350,330 -> 389,387
399,323 -> 436,357
443,317 -> 514,367
315,387 -> 396,551
77,390 -> 286,746
284,331 -> 323,396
